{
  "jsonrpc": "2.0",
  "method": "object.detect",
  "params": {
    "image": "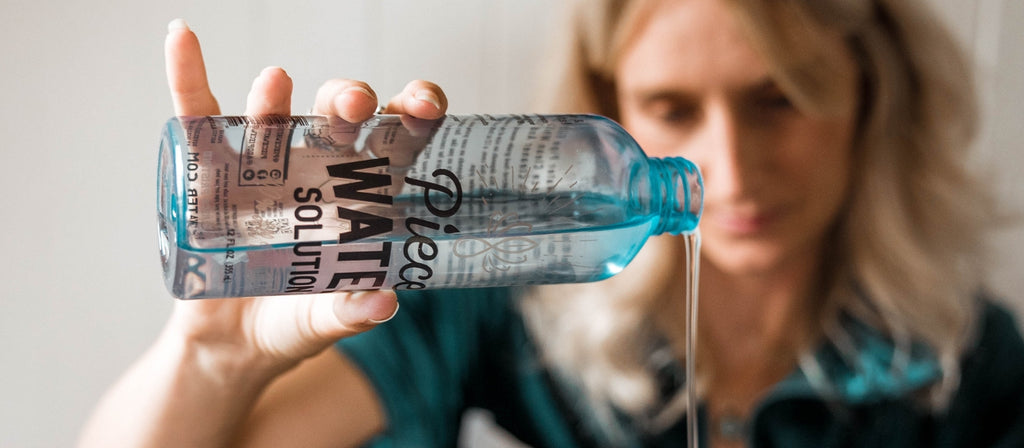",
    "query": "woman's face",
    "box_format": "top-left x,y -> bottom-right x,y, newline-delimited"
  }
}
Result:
616,0 -> 860,277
